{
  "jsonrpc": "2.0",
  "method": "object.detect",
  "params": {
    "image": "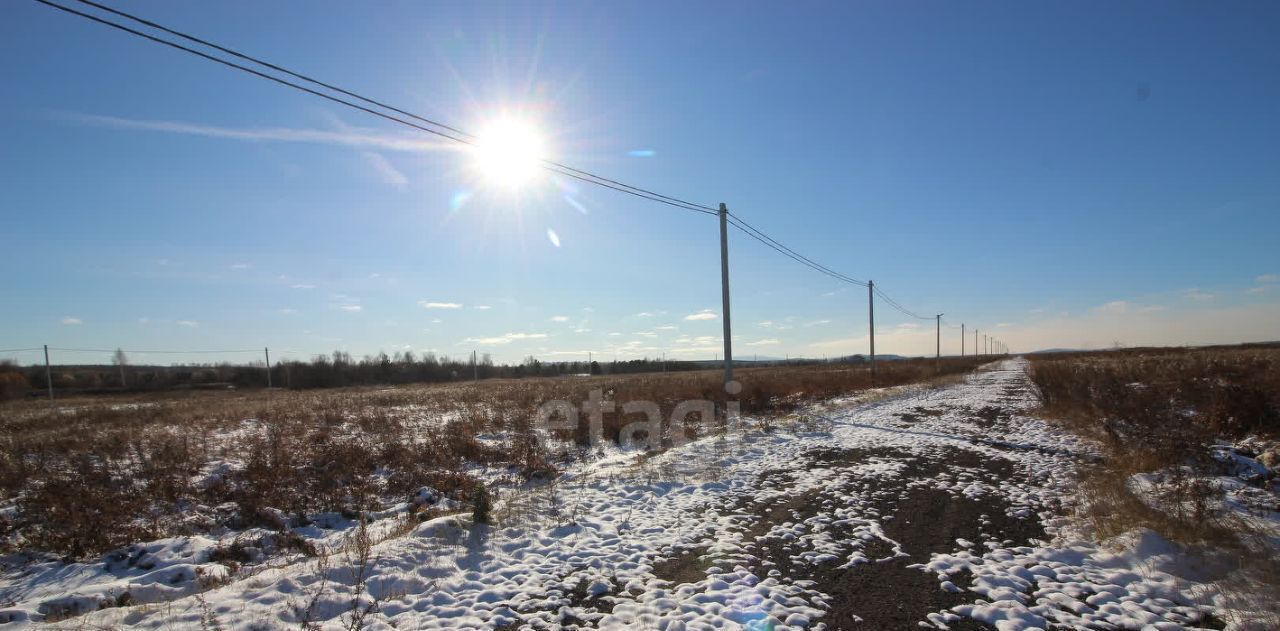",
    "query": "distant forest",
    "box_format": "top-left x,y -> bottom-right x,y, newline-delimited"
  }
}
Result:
0,350 -> 716,398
